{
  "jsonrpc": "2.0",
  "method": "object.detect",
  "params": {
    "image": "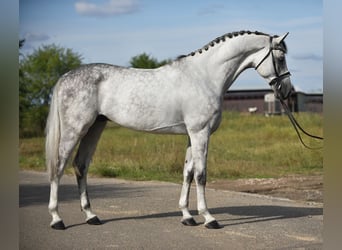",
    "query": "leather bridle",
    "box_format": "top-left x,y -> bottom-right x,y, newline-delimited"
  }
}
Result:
255,36 -> 323,149
255,36 -> 291,93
